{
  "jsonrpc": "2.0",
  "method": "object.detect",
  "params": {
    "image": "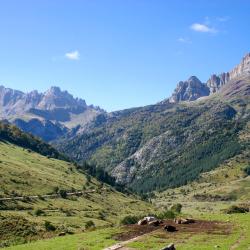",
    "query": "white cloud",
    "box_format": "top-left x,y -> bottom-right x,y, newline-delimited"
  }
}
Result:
65,50 -> 80,60
177,37 -> 192,44
190,23 -> 217,33
217,16 -> 230,22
